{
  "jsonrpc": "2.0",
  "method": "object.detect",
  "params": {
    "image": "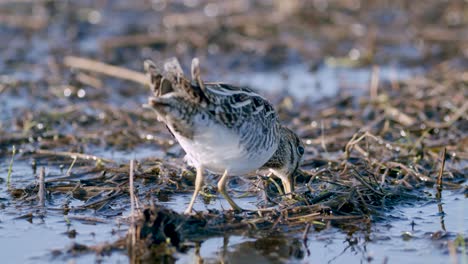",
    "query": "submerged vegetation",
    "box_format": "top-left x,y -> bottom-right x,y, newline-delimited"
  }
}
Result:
0,0 -> 466,263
